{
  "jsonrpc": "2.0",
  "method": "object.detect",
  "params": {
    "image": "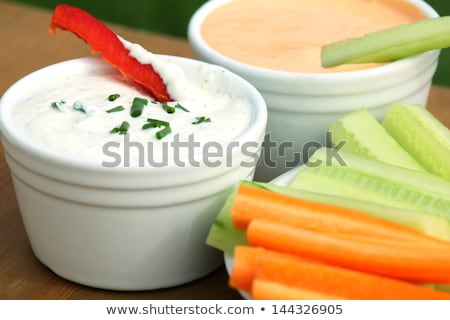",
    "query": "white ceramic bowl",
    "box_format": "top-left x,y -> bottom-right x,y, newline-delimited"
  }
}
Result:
188,0 -> 440,181
0,56 -> 267,290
